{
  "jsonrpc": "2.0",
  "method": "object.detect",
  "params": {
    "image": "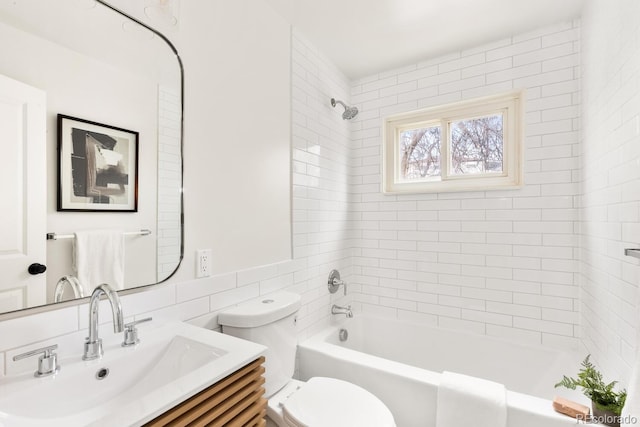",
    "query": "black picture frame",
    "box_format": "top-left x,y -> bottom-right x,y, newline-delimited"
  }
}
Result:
57,114 -> 138,212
